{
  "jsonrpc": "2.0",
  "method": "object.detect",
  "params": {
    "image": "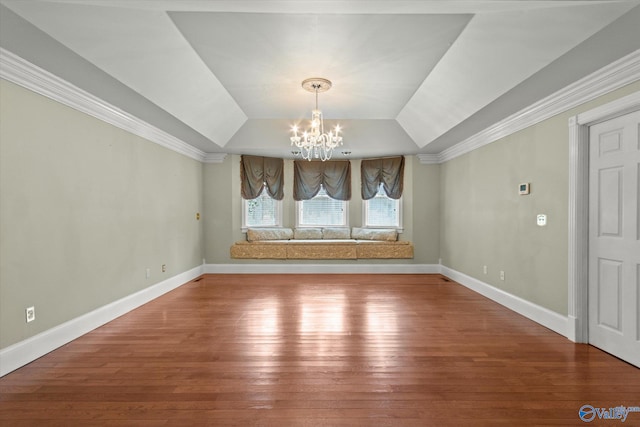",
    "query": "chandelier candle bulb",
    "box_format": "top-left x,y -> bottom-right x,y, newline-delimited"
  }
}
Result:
290,78 -> 343,161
